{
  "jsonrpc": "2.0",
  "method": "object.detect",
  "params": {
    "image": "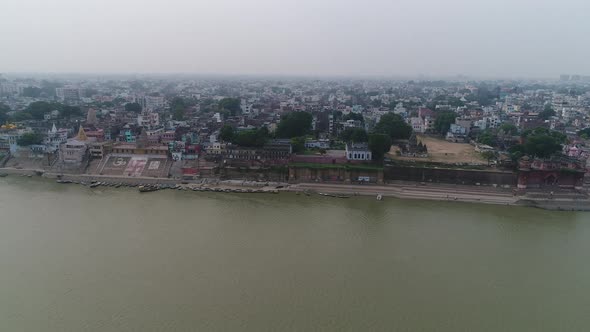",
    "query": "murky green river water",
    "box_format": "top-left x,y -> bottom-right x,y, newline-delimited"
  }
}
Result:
0,177 -> 589,331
